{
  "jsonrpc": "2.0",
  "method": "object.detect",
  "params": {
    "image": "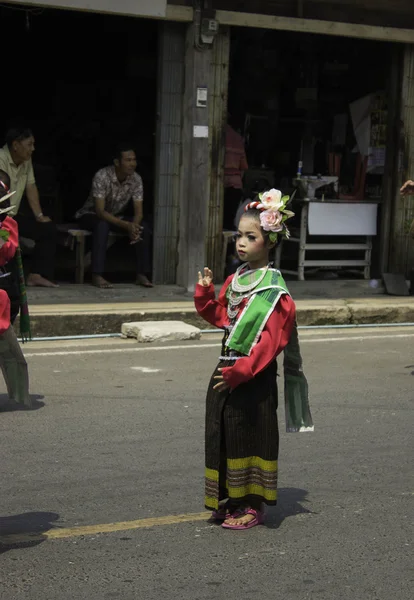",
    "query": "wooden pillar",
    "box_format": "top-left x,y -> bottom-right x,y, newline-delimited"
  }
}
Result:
380,45 -> 402,274
177,20 -> 213,291
153,22 -> 185,284
206,27 -> 230,281
390,44 -> 414,275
